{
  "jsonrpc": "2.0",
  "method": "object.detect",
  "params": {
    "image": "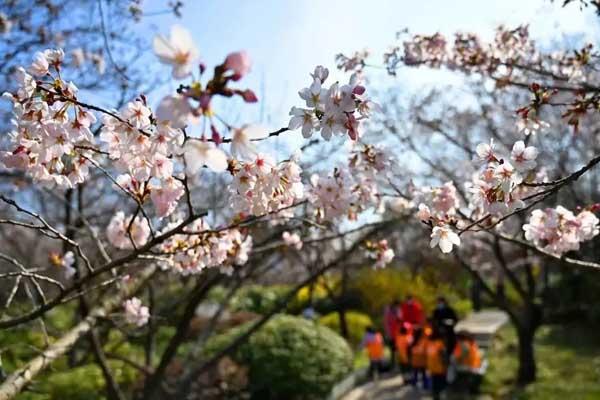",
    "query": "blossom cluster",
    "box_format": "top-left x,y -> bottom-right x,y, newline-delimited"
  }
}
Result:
412,181 -> 461,254
288,66 -> 379,141
523,206 -> 599,255
99,99 -> 186,218
123,297 -> 150,327
156,219 -> 252,276
469,140 -> 538,215
309,145 -> 391,222
229,154 -> 304,218
365,239 -> 395,269
106,211 -> 151,250
282,231 -> 303,250
395,25 -> 534,74
414,181 -> 460,224
1,50 -> 96,187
